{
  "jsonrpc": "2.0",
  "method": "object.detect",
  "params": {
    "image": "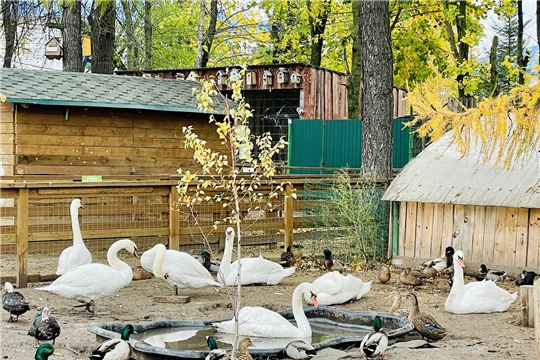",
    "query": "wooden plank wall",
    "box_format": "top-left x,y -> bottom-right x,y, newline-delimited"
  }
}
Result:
304,68 -> 348,120
13,104 -> 223,176
0,102 -> 15,176
398,201 -> 540,269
